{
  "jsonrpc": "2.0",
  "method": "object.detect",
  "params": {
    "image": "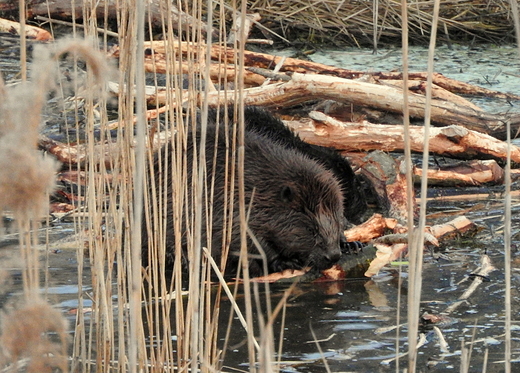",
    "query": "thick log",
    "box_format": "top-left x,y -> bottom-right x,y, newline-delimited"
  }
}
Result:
141,57 -> 266,87
283,111 -> 520,163
200,72 -> 520,139
380,79 -> 482,111
344,213 -> 398,243
38,135 -> 116,170
414,160 -> 504,186
39,130 -> 169,168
